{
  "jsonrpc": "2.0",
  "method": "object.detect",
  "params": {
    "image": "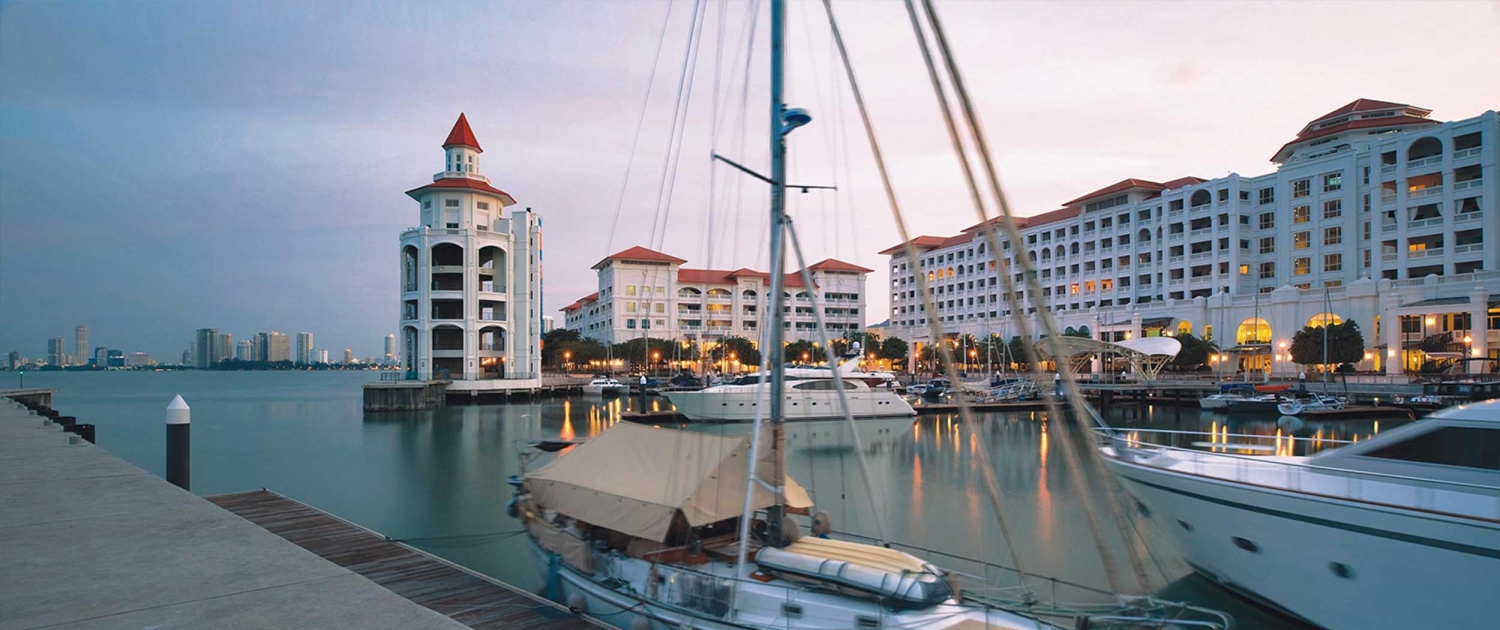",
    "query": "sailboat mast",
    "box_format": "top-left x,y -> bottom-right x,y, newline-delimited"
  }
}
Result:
763,0 -> 789,545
